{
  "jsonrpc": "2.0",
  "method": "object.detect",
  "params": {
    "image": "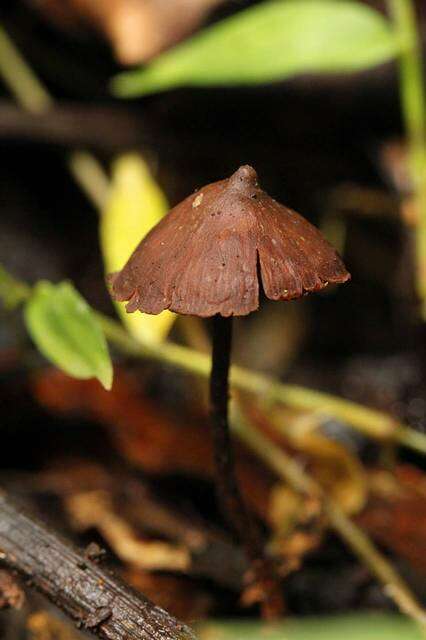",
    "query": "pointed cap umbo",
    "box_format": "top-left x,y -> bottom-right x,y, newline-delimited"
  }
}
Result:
110,165 -> 350,317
